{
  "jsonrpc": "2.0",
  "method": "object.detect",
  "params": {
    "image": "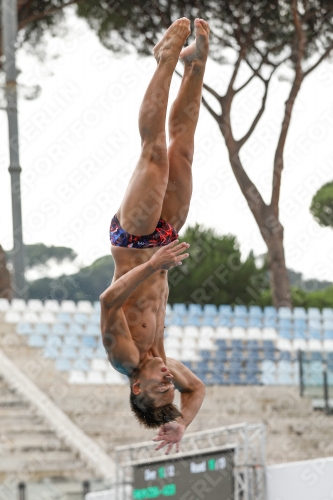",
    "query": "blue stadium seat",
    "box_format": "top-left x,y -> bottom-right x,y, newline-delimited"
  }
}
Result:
74,313 -> 88,325
249,306 -> 263,318
324,330 -> 333,340
209,374 -> 226,385
263,350 -> 275,360
323,319 -> 333,330
215,339 -> 228,349
248,350 -> 261,361
276,372 -> 293,385
308,328 -> 321,340
245,372 -> 261,385
69,324 -> 83,335
64,335 -> 80,348
169,314 -> 185,326
309,319 -> 321,330
263,340 -> 275,351
278,328 -> 292,339
44,346 -> 58,359
263,317 -> 277,328
294,318 -> 307,329
28,335 -> 44,347
294,329 -> 306,339
86,324 -> 100,335
327,352 -> 333,363
218,305 -> 232,317
56,359 -> 72,371
233,317 -> 247,328
308,308 -> 321,319
230,351 -> 244,361
35,323 -> 51,335
247,340 -> 260,351
53,324 -> 67,335
204,304 -> 218,316
231,339 -> 243,350
279,318 -> 292,329
293,307 -> 307,319
215,351 -> 228,362
186,316 -> 201,327
82,336 -> 97,348
201,316 -> 216,327
228,372 -> 243,385
279,351 -> 292,361
212,361 -> 227,373
90,313 -> 100,324
188,304 -> 202,316
248,317 -> 262,328
197,361 -> 209,372
173,303 -> 187,315
79,347 -> 94,359
200,350 -> 212,360
264,306 -> 277,319
278,307 -> 292,319
57,312 -> 71,324
93,301 -> 100,311
61,347 -> 76,359
246,362 -> 259,373
310,352 -> 323,362
234,305 -> 247,317
46,335 -> 62,348
73,359 -> 90,372
216,317 -> 232,328
17,323 -> 32,335
323,308 -> 333,319
229,361 -> 242,372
